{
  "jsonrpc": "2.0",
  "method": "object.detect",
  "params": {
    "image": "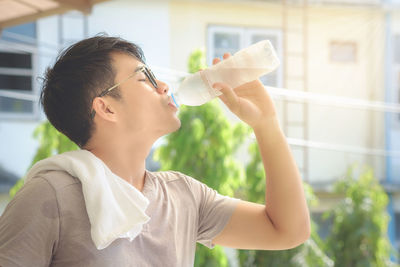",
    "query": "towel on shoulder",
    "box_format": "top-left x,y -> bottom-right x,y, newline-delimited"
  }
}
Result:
25,149 -> 150,250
